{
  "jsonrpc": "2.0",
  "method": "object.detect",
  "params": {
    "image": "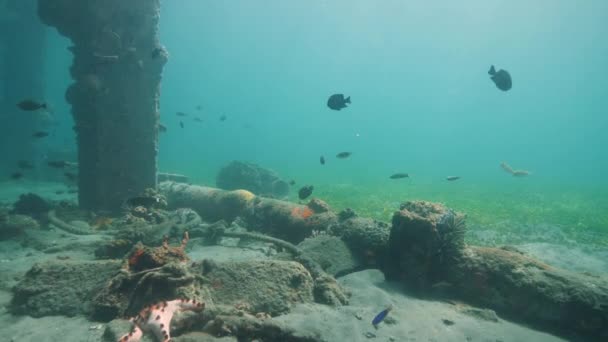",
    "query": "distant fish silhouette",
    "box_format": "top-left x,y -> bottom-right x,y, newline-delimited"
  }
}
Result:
488,65 -> 512,91
17,99 -> 47,111
32,131 -> 49,138
298,185 -> 314,200
336,152 -> 352,159
389,173 -> 409,179
10,172 -> 24,180
327,94 -> 351,111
